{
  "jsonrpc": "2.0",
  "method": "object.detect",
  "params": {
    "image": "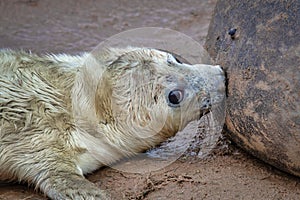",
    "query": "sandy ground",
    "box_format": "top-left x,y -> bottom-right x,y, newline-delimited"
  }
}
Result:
1,147 -> 300,199
0,0 -> 299,199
